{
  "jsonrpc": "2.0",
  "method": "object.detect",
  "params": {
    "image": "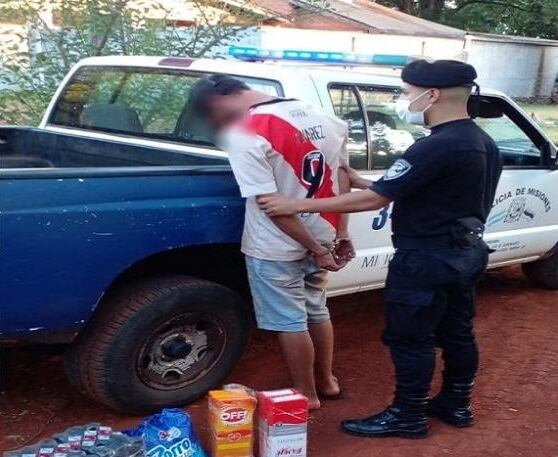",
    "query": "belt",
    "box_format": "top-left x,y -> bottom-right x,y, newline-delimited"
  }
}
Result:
392,234 -> 455,250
